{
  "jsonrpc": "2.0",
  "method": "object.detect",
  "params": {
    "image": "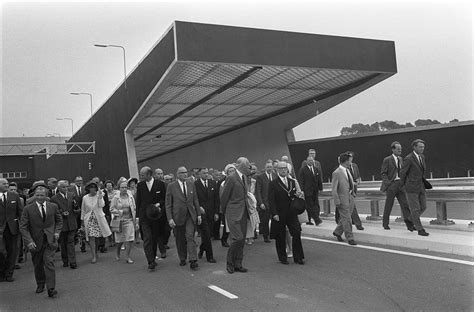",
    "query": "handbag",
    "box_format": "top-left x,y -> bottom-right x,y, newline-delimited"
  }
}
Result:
110,218 -> 122,233
290,197 -> 306,215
